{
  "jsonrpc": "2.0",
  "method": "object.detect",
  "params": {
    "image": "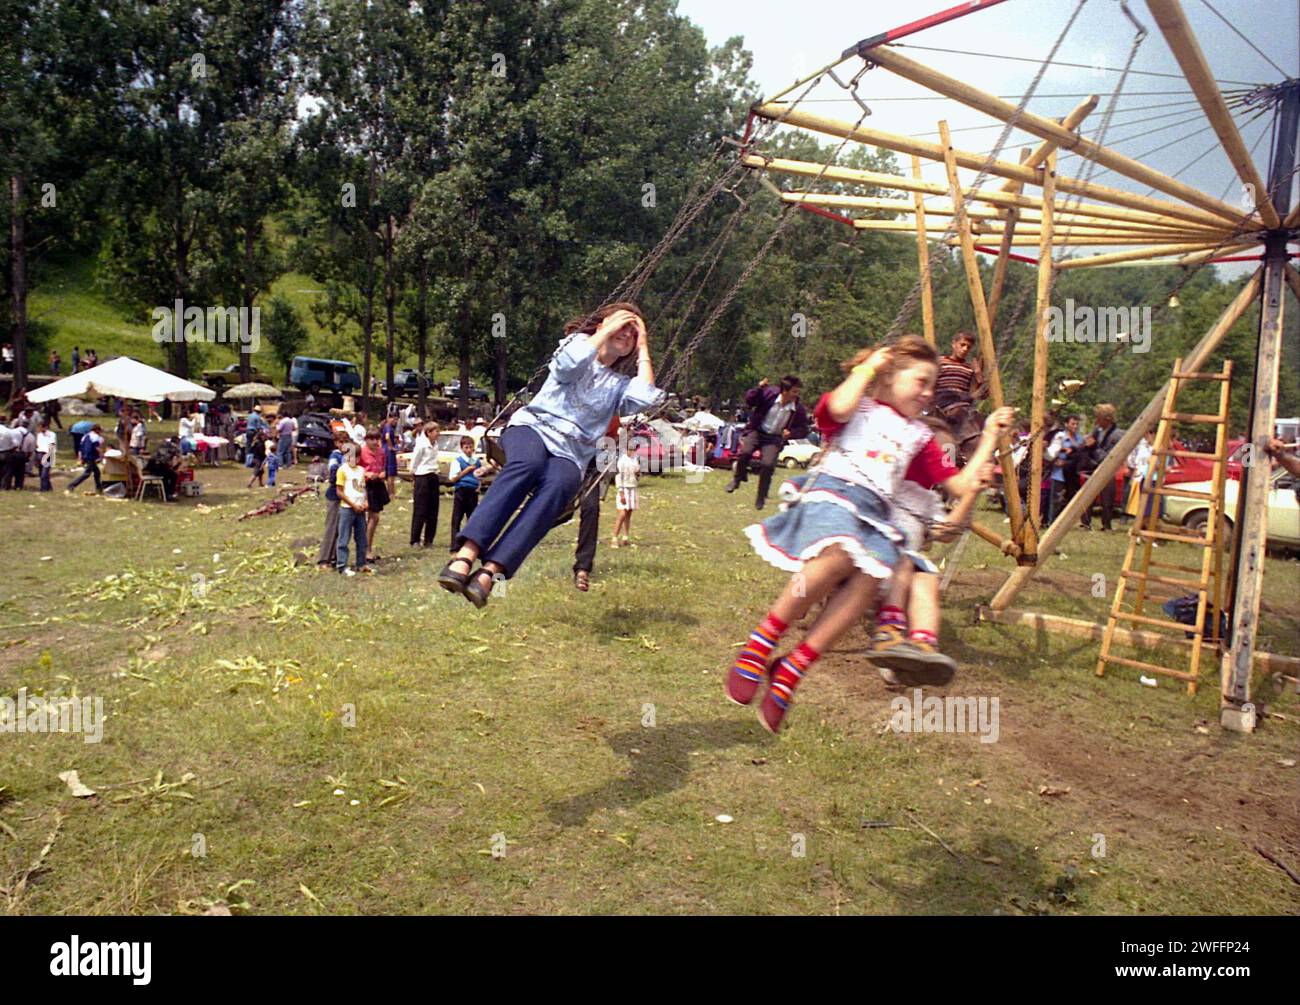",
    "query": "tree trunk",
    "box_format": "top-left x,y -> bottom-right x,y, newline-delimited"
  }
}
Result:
384,213 -> 396,408
171,171 -> 190,379
239,220 -> 254,382
458,296 -> 470,424
10,174 -> 28,400
361,154 -> 377,416
416,255 -> 428,419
